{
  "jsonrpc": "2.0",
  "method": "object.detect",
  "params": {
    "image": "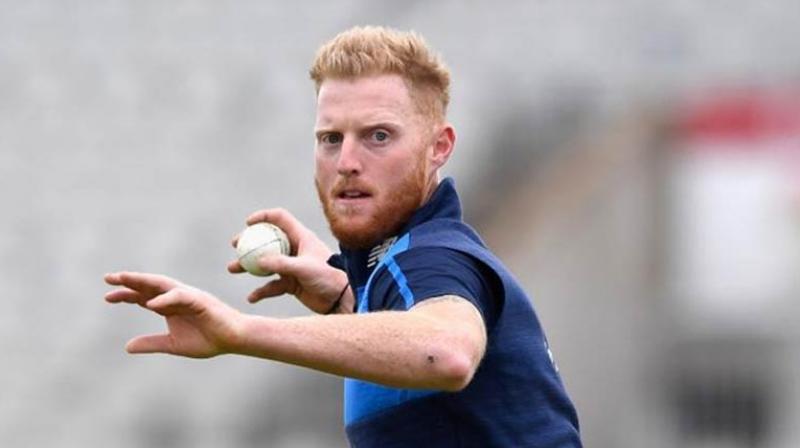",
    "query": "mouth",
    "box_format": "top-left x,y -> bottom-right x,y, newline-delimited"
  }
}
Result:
332,185 -> 374,207
336,189 -> 372,200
